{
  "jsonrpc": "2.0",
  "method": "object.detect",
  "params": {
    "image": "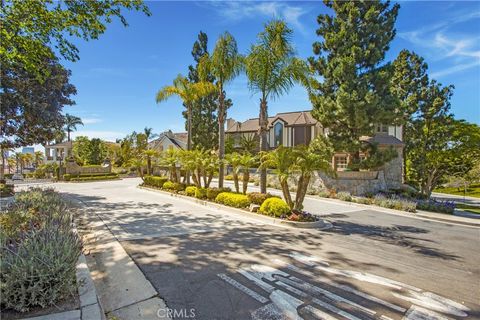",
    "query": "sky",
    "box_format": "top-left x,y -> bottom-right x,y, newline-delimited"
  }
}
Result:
57,0 -> 480,144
